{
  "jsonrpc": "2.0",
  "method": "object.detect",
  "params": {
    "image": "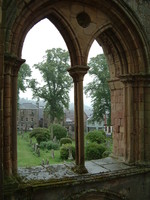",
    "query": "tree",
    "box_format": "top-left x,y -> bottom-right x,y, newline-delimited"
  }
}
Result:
17,63 -> 31,101
85,54 -> 111,124
30,127 -> 50,144
86,130 -> 106,144
49,124 -> 67,140
30,48 -> 72,123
